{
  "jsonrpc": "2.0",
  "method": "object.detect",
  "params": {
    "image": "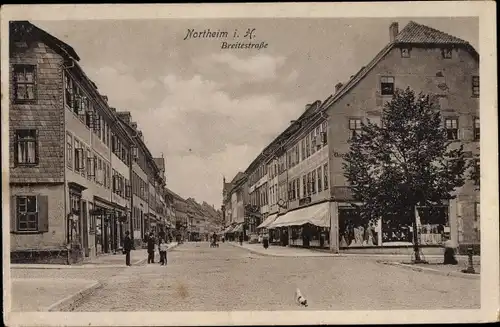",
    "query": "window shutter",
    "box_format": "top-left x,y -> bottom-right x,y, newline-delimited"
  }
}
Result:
35,129 -> 40,164
38,195 -> 49,232
13,134 -> 19,167
11,196 -> 17,232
